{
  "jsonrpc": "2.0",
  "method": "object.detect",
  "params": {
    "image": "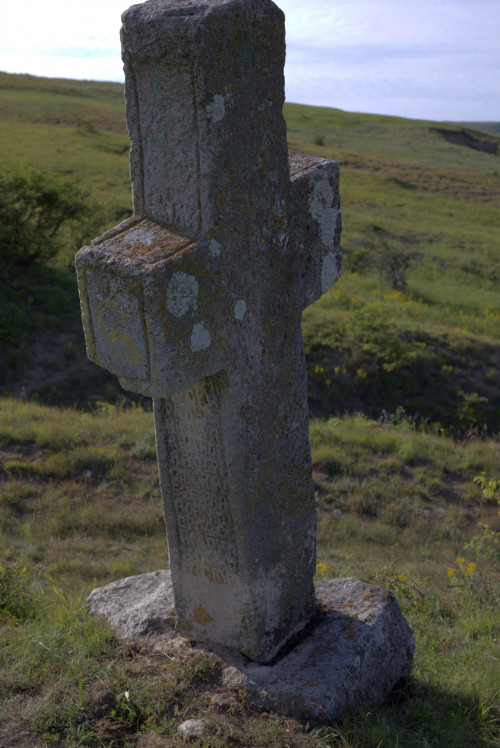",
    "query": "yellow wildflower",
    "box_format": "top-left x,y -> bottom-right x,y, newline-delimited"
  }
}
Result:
465,562 -> 476,577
